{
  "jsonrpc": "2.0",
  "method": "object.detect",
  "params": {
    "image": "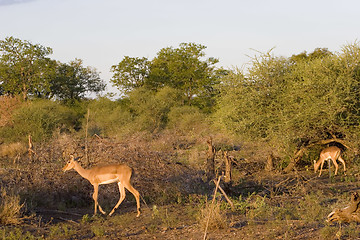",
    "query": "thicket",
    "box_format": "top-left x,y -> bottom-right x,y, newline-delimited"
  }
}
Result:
214,43 -> 360,162
1,41 -> 360,168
